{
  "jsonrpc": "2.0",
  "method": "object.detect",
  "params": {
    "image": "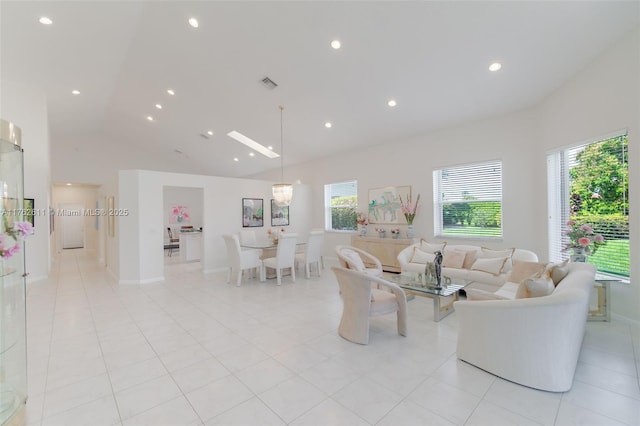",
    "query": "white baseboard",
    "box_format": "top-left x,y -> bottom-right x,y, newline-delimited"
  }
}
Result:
611,313 -> 640,328
26,274 -> 48,284
118,276 -> 165,285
